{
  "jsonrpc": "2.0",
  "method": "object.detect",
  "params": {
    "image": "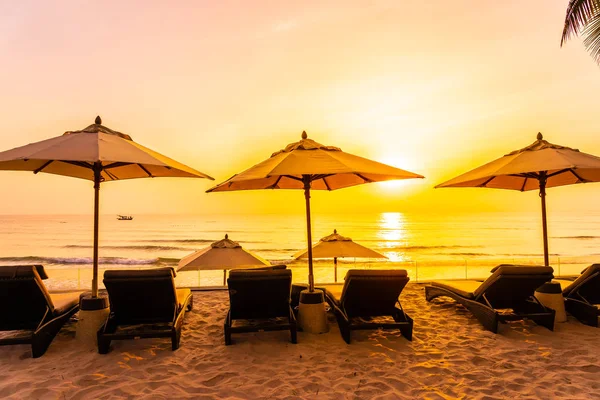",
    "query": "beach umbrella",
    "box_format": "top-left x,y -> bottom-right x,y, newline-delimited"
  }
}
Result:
206,131 -> 424,291
293,229 -> 387,282
177,234 -> 271,285
436,132 -> 600,266
0,116 -> 214,298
